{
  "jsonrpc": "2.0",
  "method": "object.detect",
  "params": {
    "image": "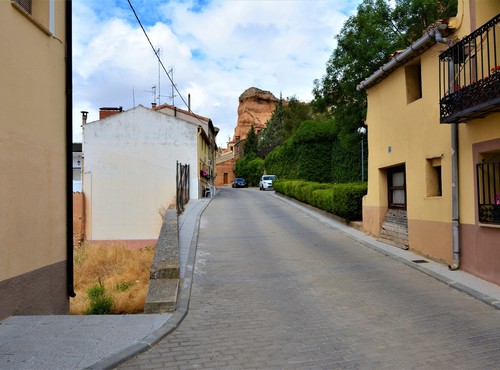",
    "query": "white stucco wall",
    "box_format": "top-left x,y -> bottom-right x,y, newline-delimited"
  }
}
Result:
83,105 -> 198,241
